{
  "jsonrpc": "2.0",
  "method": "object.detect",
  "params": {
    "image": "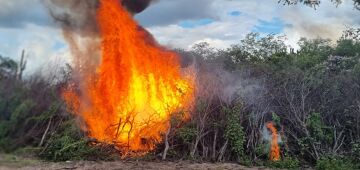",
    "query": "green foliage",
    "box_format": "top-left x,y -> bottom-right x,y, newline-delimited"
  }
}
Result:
265,52 -> 292,71
0,56 -> 17,70
11,100 -> 36,121
295,38 -> 332,70
0,56 -> 17,78
0,99 -> 36,152
0,54 -> 67,153
315,157 -> 354,170
255,143 -> 268,157
223,105 -> 245,158
342,27 -> 360,42
172,110 -> 196,146
351,140 -> 360,162
41,135 -> 96,161
271,112 -> 281,126
297,38 -> 333,56
279,0 -> 360,10
191,42 -> 218,60
296,113 -> 333,159
40,120 -> 107,161
227,33 -> 287,64
222,31 -> 360,167
0,96 -> 61,152
0,137 -> 13,152
334,39 -> 360,56
267,157 -> 300,169
177,124 -> 197,144
306,113 -> 331,142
